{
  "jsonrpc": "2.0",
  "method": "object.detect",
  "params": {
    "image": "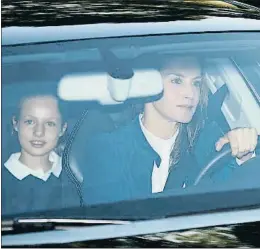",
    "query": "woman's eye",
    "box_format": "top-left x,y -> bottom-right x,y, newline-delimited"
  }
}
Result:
24,120 -> 34,125
193,80 -> 202,87
46,121 -> 56,127
171,77 -> 183,85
